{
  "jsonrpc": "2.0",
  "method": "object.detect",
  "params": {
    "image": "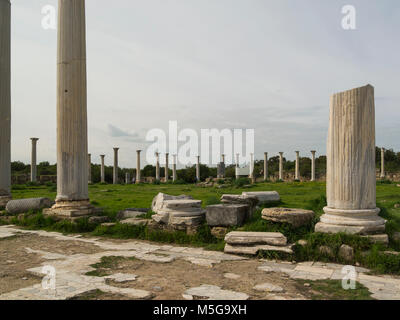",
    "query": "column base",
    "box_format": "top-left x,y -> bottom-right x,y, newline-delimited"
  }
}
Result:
0,195 -> 12,209
43,200 -> 101,220
315,207 -> 386,235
